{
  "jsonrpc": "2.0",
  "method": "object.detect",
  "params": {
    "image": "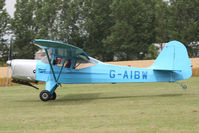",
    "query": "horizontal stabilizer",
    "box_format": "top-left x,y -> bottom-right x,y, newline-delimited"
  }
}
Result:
153,68 -> 181,71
